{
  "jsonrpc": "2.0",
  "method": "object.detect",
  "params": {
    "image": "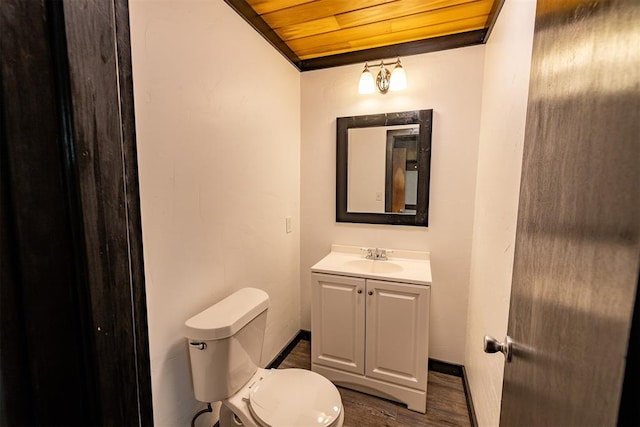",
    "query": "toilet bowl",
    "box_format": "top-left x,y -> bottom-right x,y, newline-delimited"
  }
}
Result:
220,368 -> 344,427
185,288 -> 344,427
